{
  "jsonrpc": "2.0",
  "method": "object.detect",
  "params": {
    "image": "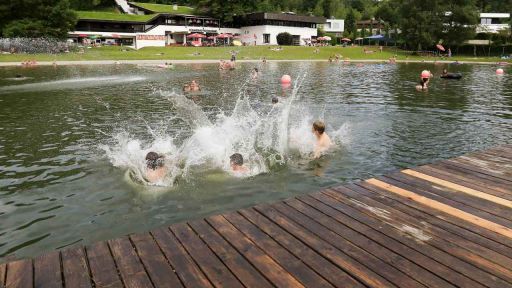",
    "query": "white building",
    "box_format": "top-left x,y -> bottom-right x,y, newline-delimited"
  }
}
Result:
69,8 -> 325,49
321,19 -> 345,35
477,13 -> 510,33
